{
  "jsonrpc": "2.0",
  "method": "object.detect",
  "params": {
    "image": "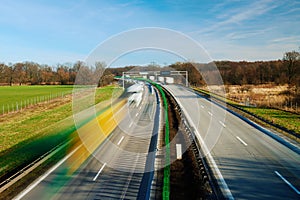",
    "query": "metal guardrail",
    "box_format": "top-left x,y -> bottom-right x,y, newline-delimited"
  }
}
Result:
0,139 -> 71,191
140,80 -> 170,200
162,87 -> 221,200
